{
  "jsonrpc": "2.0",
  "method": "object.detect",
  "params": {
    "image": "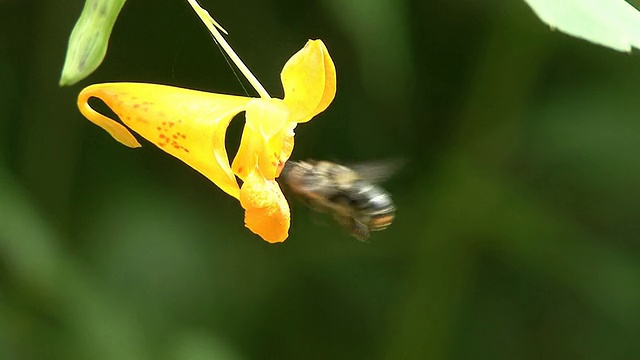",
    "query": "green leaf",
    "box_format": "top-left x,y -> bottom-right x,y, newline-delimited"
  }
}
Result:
59,0 -> 126,86
523,0 -> 640,52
